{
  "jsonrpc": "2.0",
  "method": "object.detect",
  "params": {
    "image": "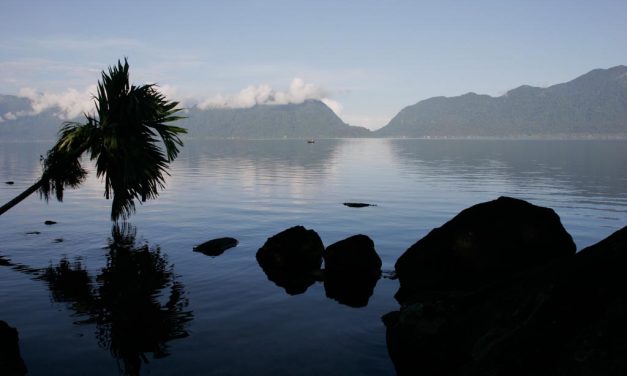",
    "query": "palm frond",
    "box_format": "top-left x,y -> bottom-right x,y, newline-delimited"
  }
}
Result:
87,58 -> 187,221
39,122 -> 93,202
